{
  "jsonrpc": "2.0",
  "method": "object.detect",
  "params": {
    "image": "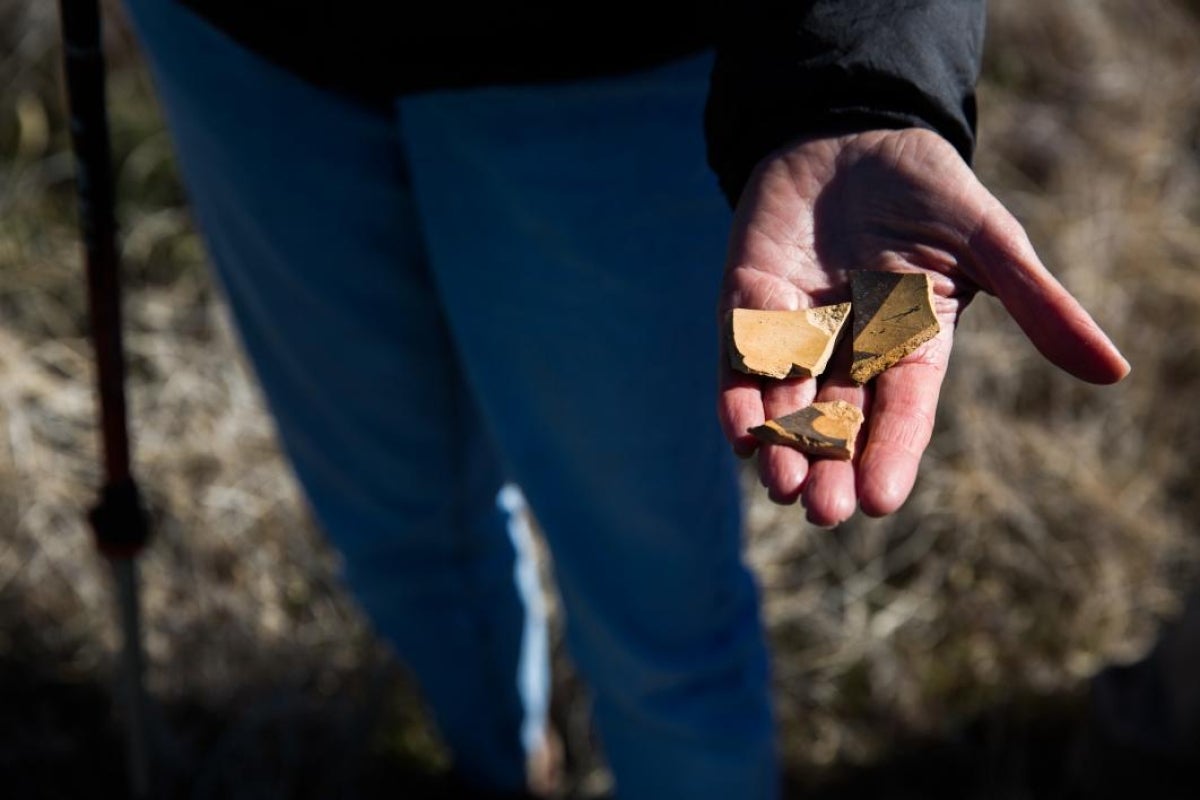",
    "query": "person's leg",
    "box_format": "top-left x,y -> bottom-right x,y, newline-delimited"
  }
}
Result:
120,0 -> 547,790
398,54 -> 778,799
